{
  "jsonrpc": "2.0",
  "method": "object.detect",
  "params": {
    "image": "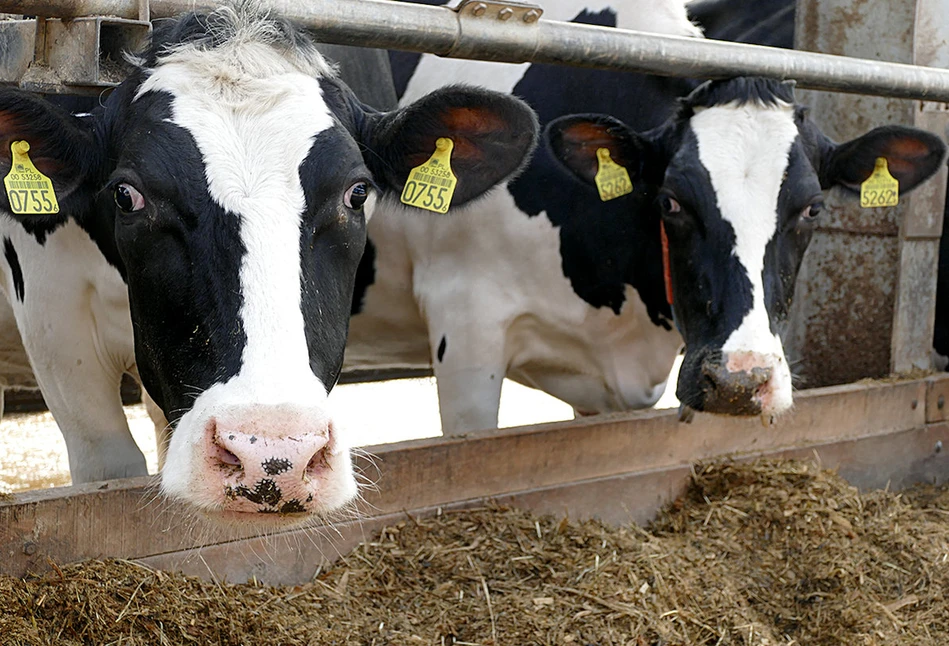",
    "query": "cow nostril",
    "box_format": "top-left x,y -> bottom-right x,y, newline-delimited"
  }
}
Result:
212,442 -> 242,470
703,372 -> 718,393
305,447 -> 329,480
